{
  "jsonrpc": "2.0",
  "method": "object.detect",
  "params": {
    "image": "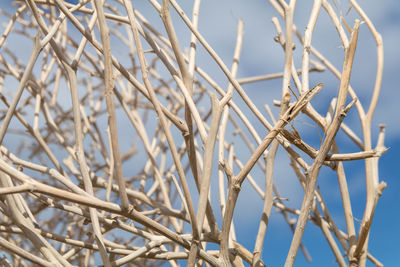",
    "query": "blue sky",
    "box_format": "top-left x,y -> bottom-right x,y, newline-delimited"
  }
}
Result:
0,0 -> 399,266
